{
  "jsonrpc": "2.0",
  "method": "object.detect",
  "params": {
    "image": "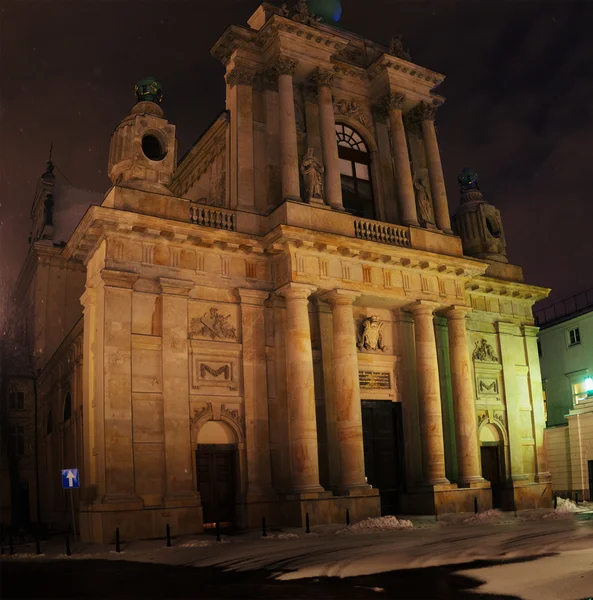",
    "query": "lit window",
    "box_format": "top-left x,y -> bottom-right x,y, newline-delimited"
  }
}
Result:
8,391 -> 25,410
573,378 -> 593,404
335,124 -> 375,219
568,328 -> 581,346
